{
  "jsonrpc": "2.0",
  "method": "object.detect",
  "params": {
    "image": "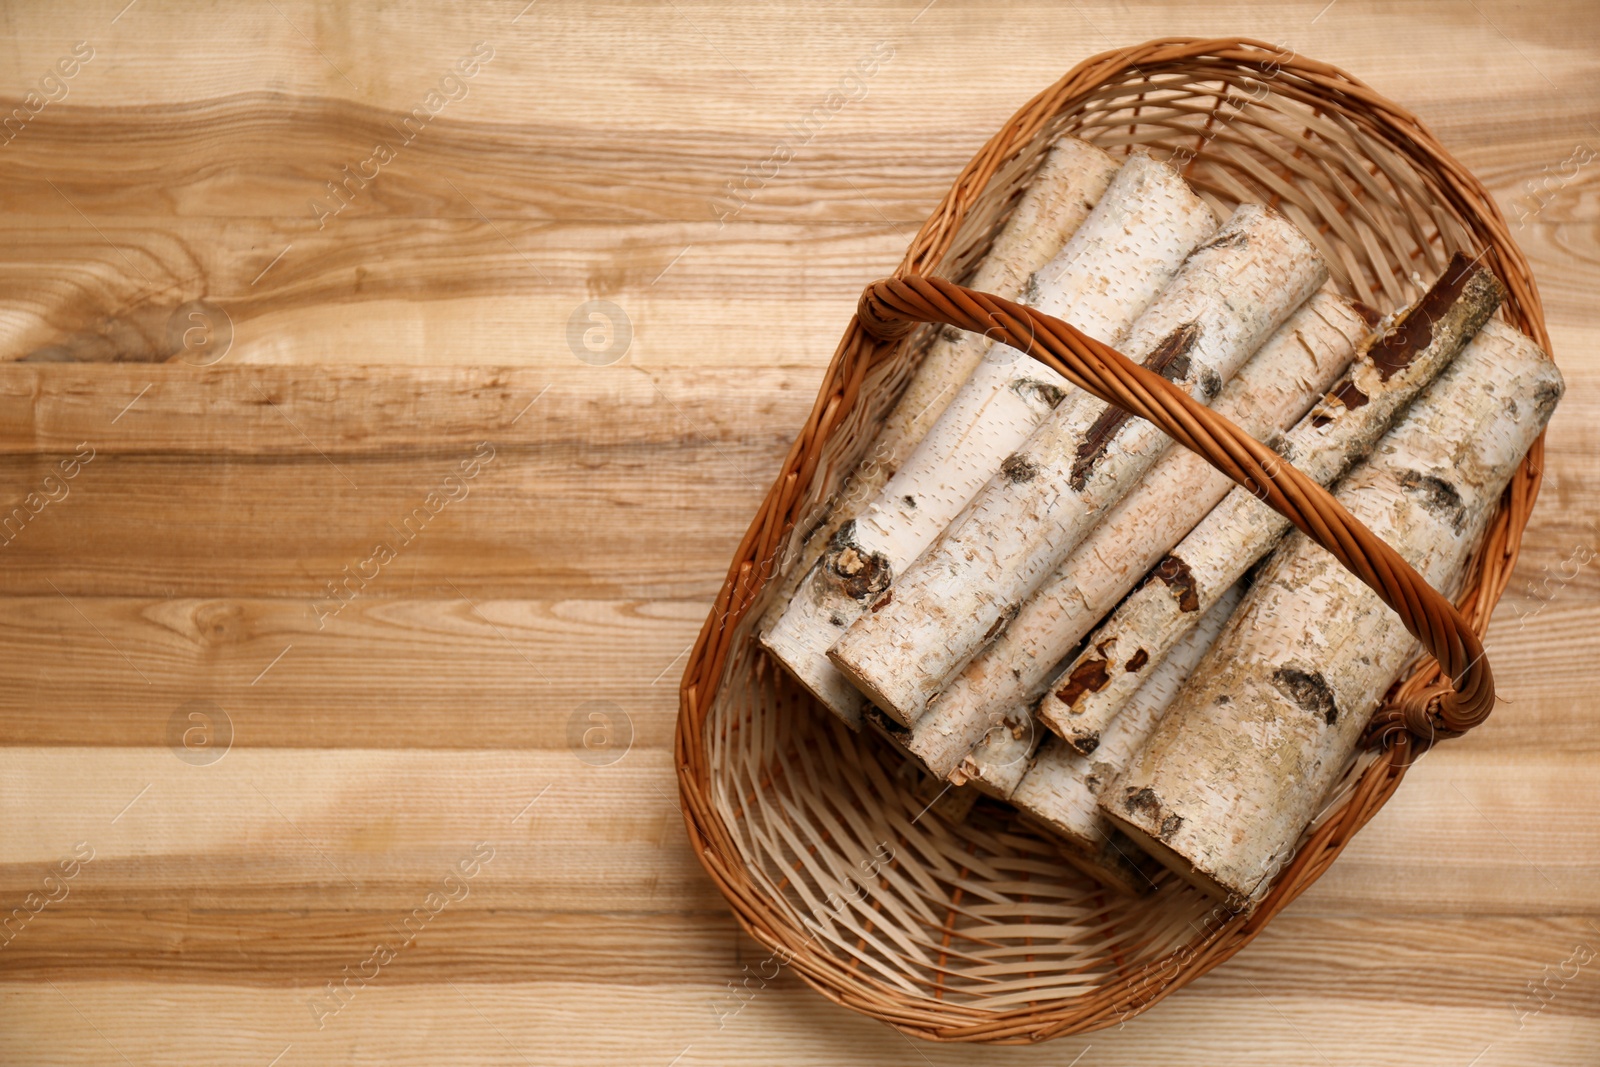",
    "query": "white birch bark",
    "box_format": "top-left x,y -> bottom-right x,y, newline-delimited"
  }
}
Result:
900,293 -> 1369,780
762,152 -> 1215,724
760,139 -> 1120,622
1042,261 -> 1506,754
846,138 -> 1124,499
1102,318 -> 1563,902
764,358 -> 1072,716
831,204 -> 1327,726
1011,582 -> 1244,891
